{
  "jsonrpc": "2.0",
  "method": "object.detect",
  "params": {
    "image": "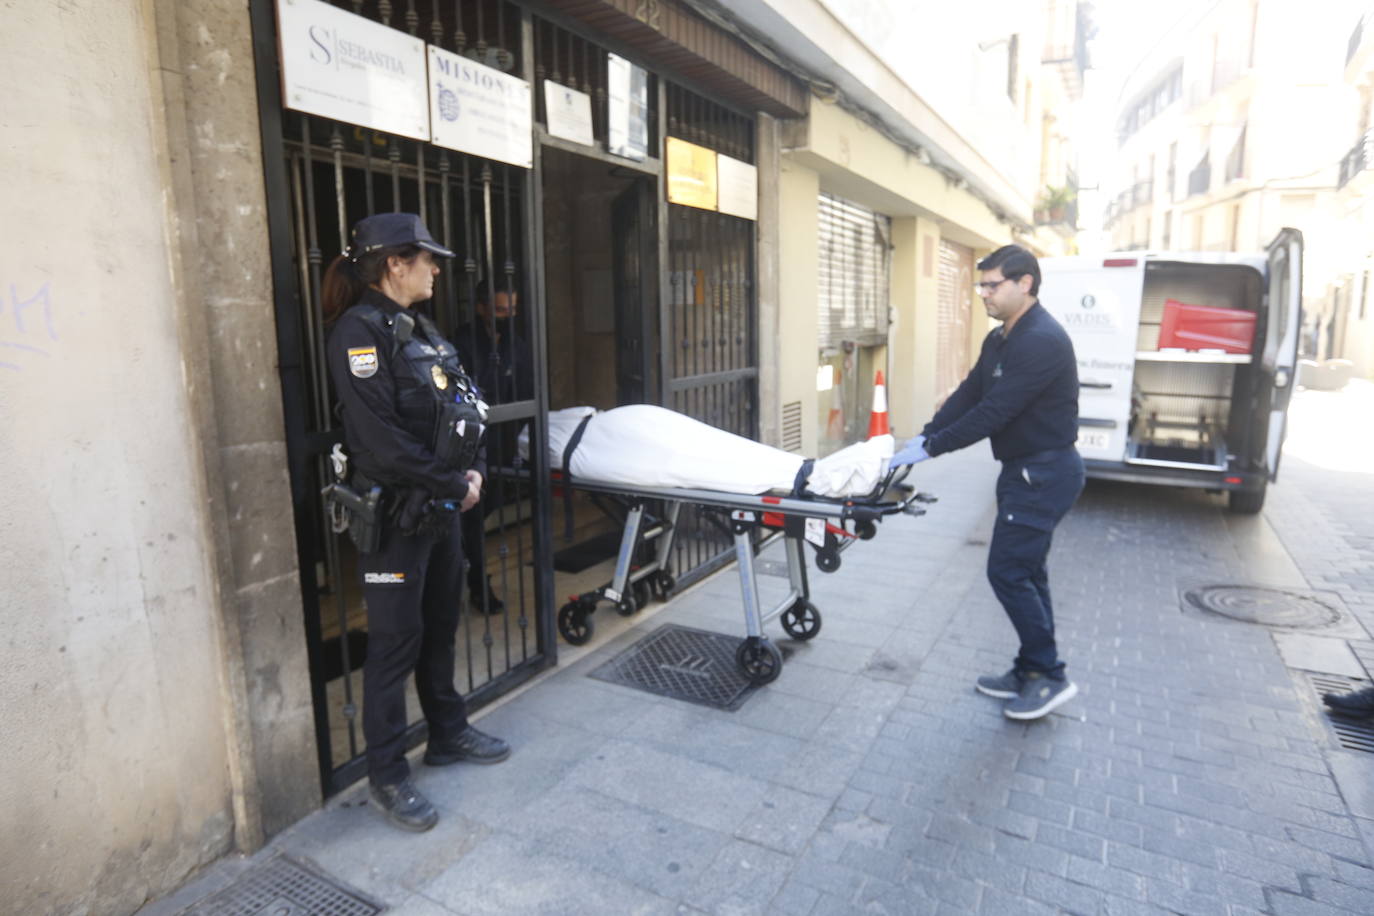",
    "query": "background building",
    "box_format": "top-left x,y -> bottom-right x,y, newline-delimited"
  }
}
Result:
1329,4 -> 1374,377
1098,0 -> 1374,381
